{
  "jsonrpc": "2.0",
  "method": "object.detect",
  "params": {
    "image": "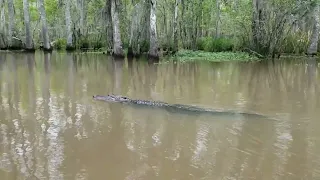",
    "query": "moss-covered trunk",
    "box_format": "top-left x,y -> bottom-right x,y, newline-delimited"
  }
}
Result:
65,0 -> 74,50
106,0 -> 113,51
307,4 -> 320,55
38,0 -> 51,51
22,0 -> 34,51
251,0 -> 268,54
7,0 -> 16,49
0,0 -> 6,49
172,0 -> 179,53
128,1 -> 150,57
111,0 -> 125,57
148,0 -> 159,59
